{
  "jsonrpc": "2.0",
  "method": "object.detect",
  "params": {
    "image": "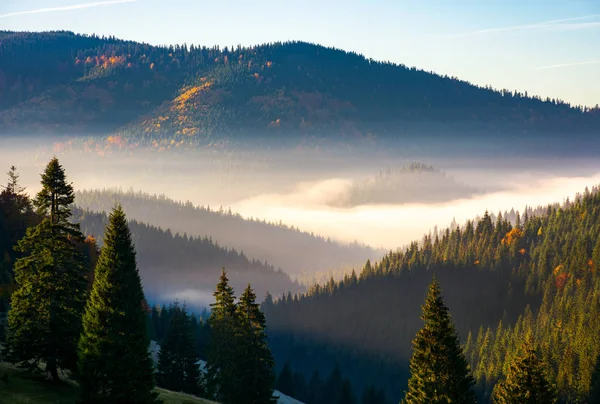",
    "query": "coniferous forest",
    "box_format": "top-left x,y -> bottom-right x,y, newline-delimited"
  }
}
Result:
1,24 -> 600,404
2,156 -> 600,403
